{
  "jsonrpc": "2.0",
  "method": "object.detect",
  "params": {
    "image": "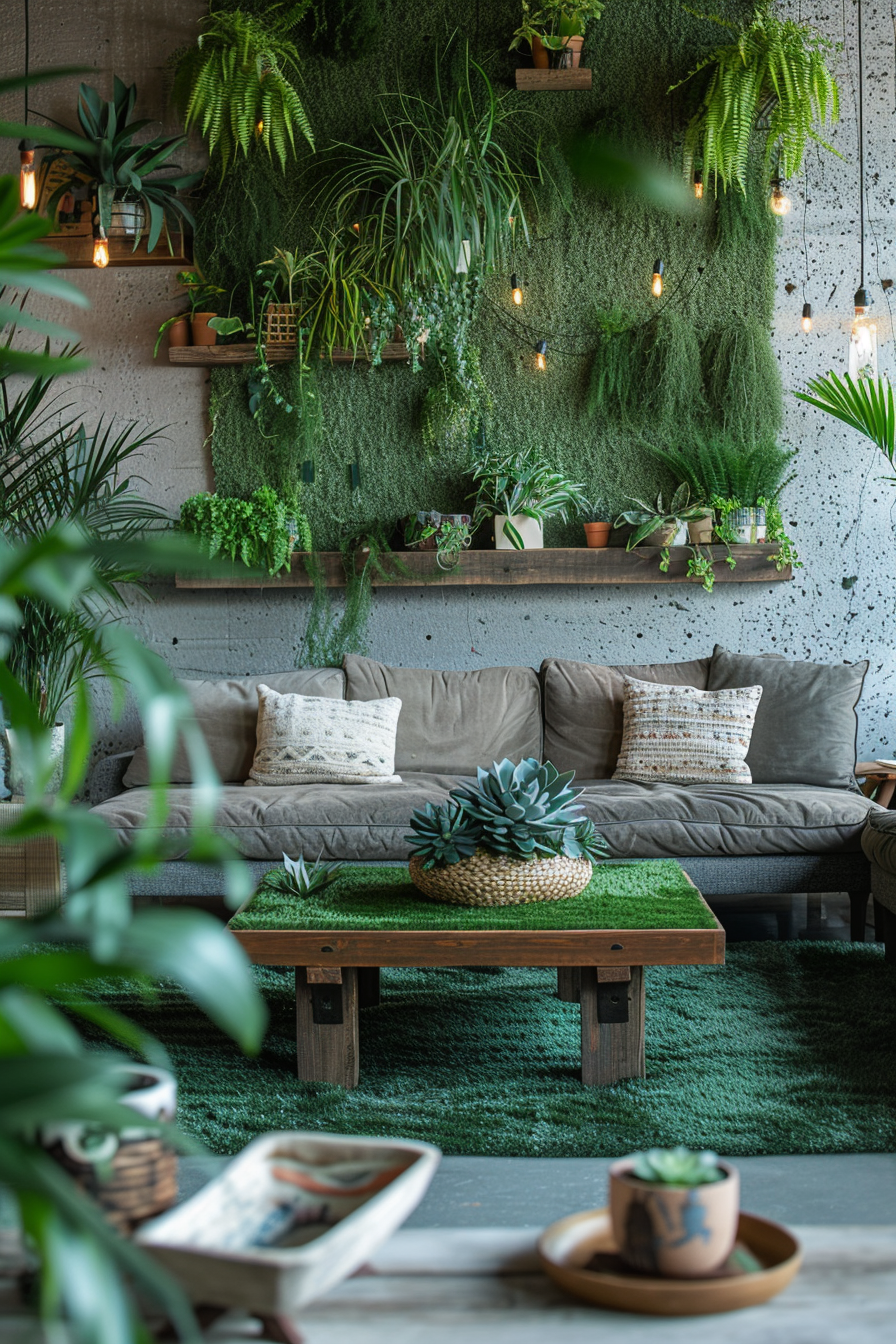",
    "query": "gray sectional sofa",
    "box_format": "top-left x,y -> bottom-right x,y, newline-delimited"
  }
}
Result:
88,650 -> 881,938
